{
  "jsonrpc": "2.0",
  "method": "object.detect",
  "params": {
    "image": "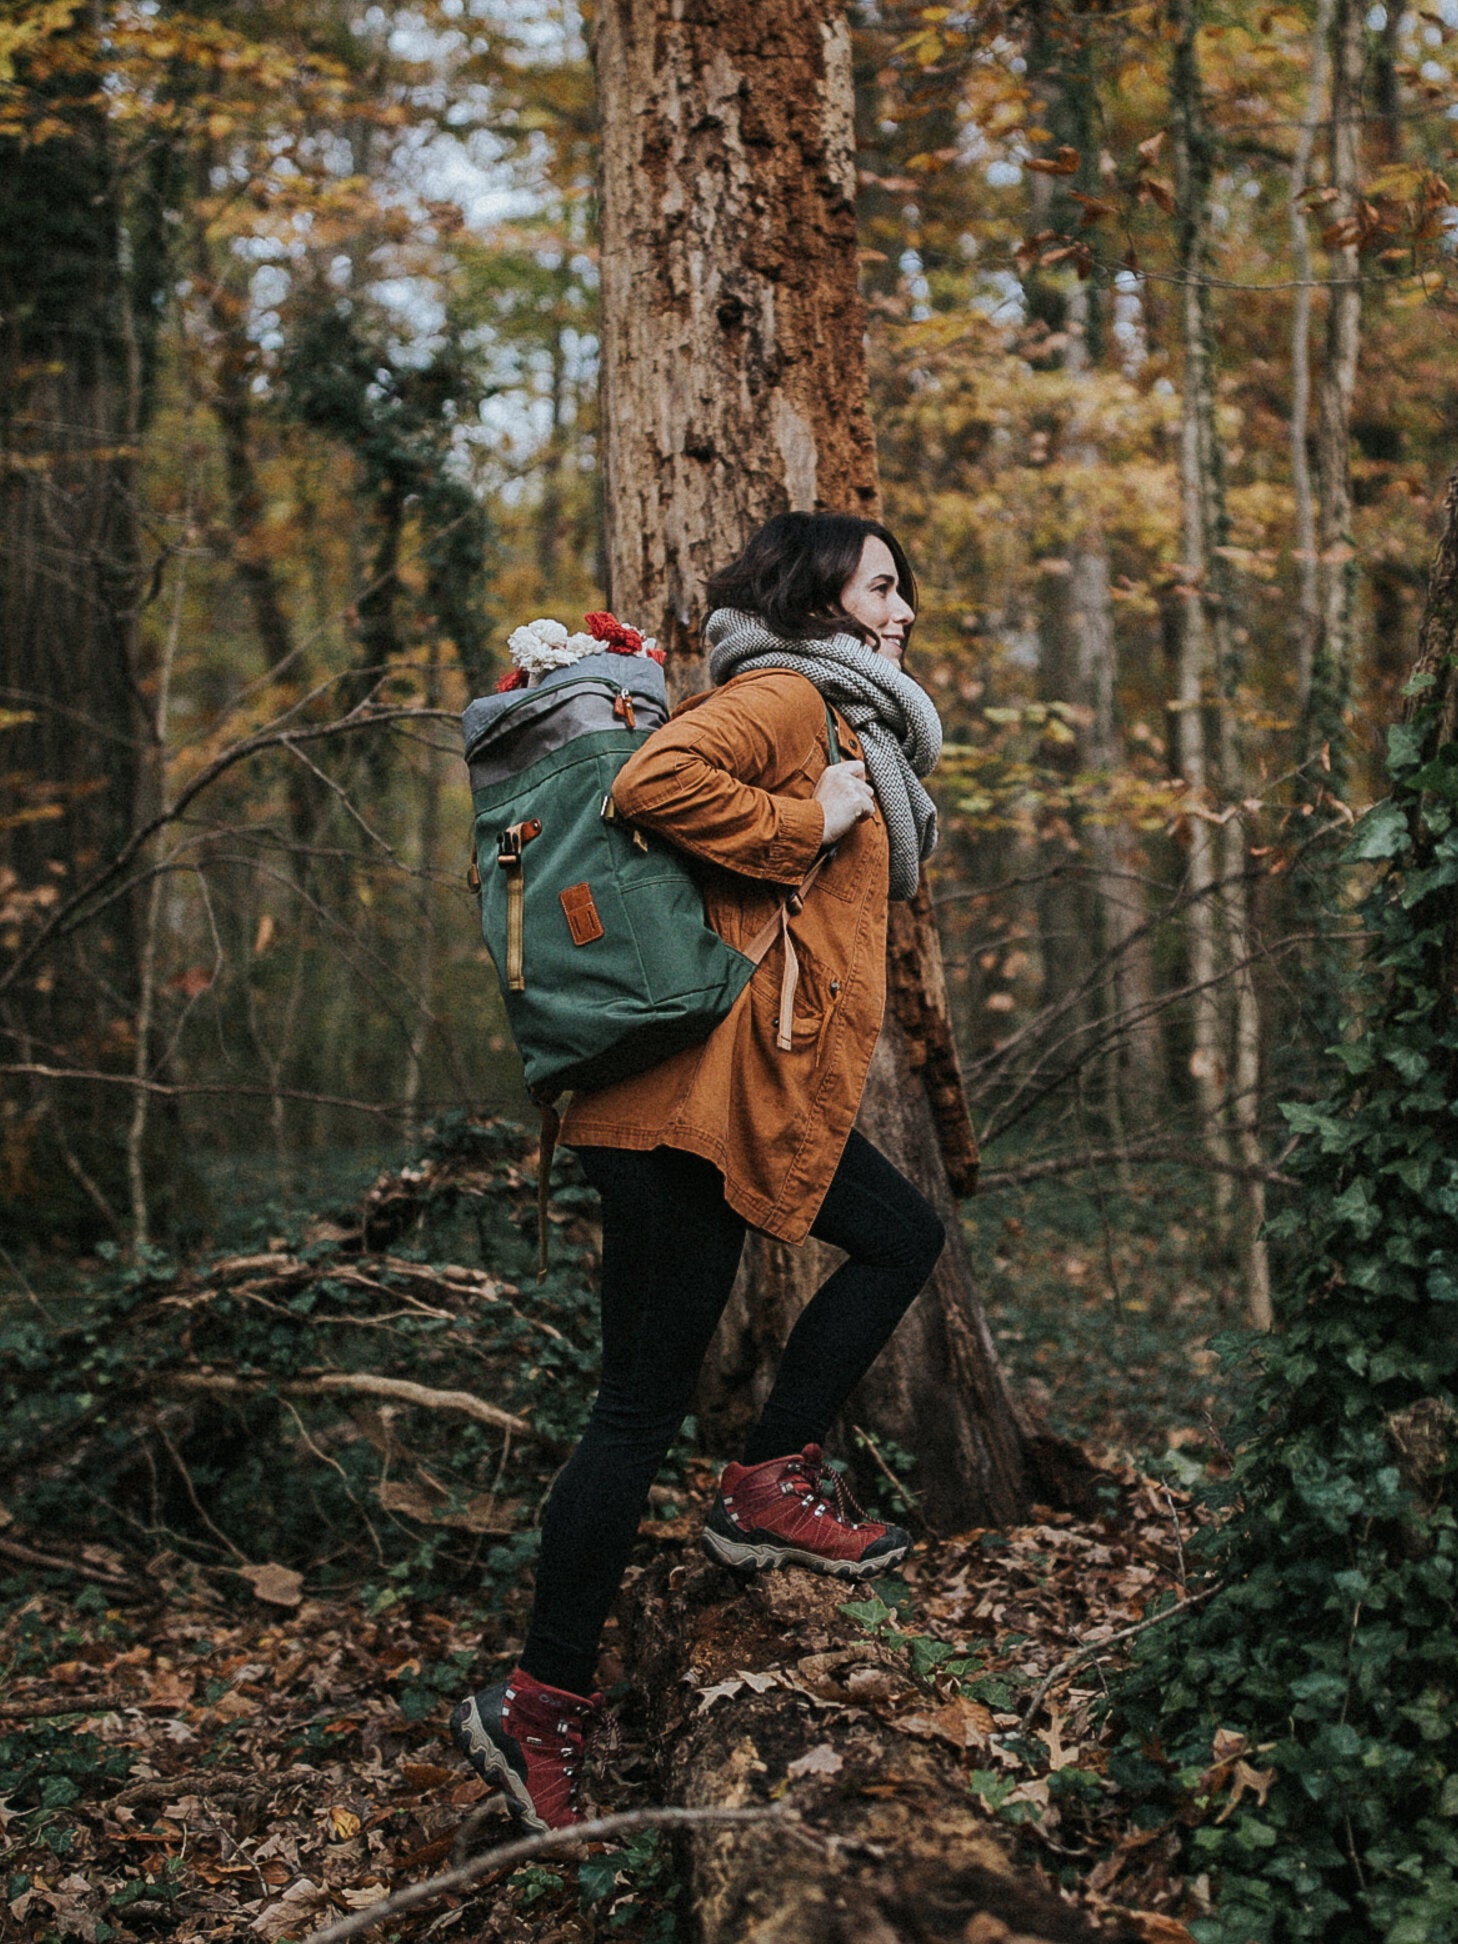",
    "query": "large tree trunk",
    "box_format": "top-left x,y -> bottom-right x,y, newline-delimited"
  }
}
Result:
0,78 -> 149,1239
593,0 -> 1042,1529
